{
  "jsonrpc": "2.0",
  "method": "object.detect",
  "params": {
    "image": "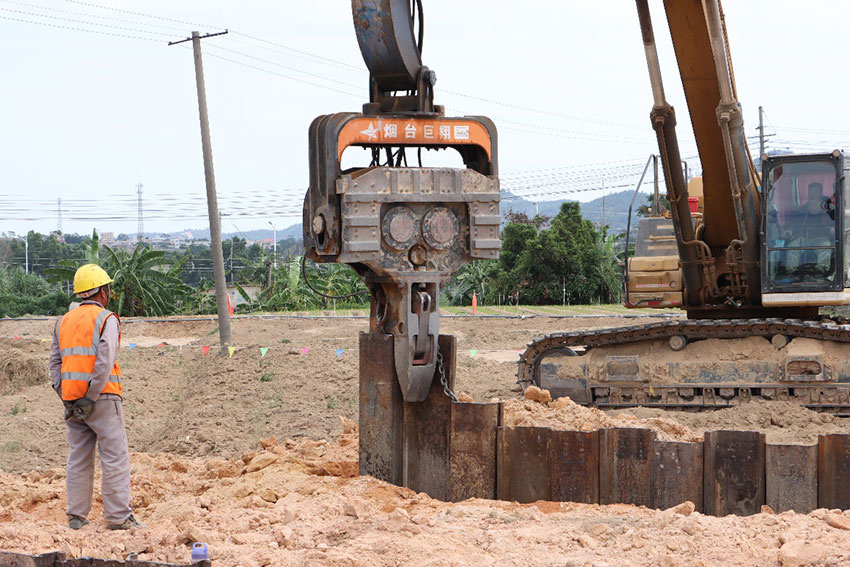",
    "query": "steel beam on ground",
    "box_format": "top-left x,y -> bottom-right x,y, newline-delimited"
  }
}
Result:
704,430 -> 765,516
497,426 -> 552,503
0,551 -> 212,567
652,440 -> 703,512
766,443 -> 817,513
818,434 -> 850,510
599,428 -> 655,506
549,429 -> 599,503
